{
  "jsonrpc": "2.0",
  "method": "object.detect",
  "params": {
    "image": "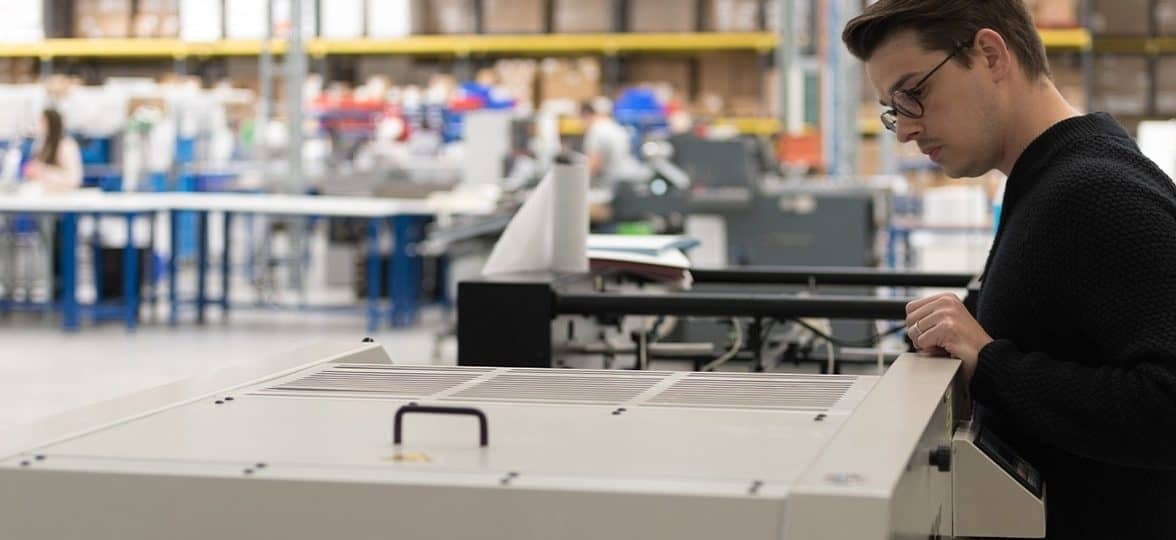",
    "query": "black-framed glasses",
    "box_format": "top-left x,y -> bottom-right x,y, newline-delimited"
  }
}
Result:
881,42 -> 971,133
